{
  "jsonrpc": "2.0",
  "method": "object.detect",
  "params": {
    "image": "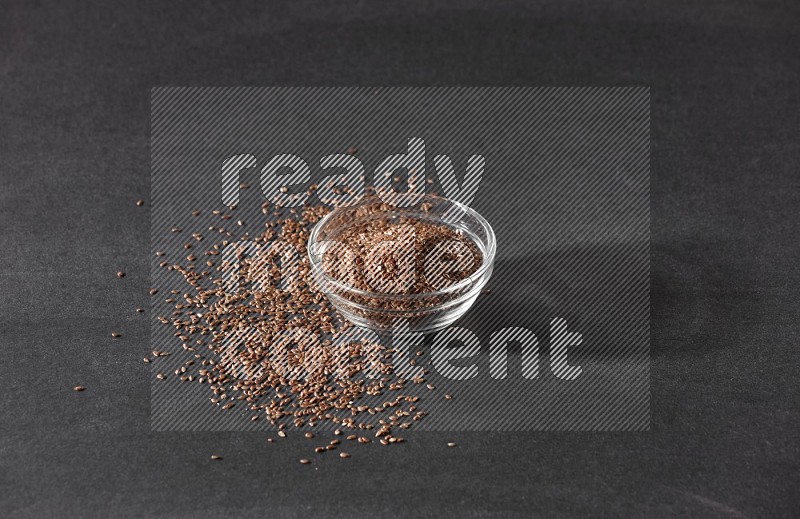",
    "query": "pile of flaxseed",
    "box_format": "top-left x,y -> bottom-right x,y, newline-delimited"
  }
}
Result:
142,188 -> 458,464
